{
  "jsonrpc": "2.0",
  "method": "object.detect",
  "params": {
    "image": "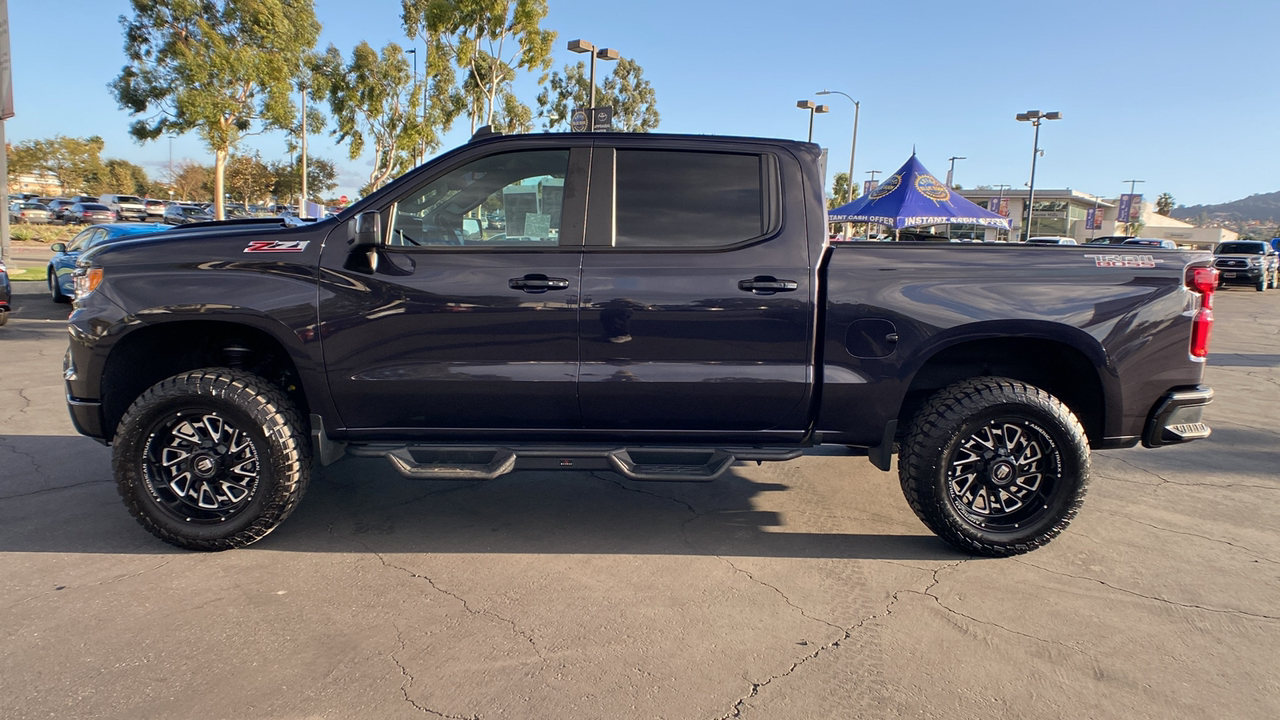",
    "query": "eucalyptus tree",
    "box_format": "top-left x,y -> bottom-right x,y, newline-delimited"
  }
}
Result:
536,57 -> 660,132
402,0 -> 556,133
110,0 -> 322,219
316,41 -> 426,194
